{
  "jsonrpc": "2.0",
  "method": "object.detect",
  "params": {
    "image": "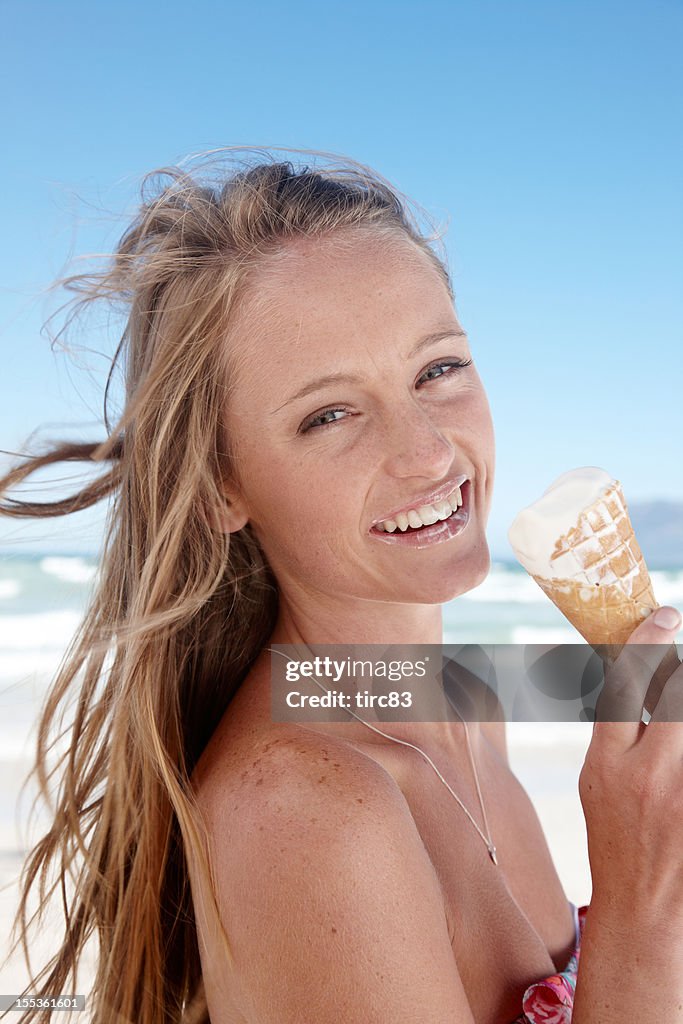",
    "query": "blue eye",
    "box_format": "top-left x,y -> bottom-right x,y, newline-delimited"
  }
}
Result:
418,357 -> 473,383
301,408 -> 348,431
299,356 -> 473,434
